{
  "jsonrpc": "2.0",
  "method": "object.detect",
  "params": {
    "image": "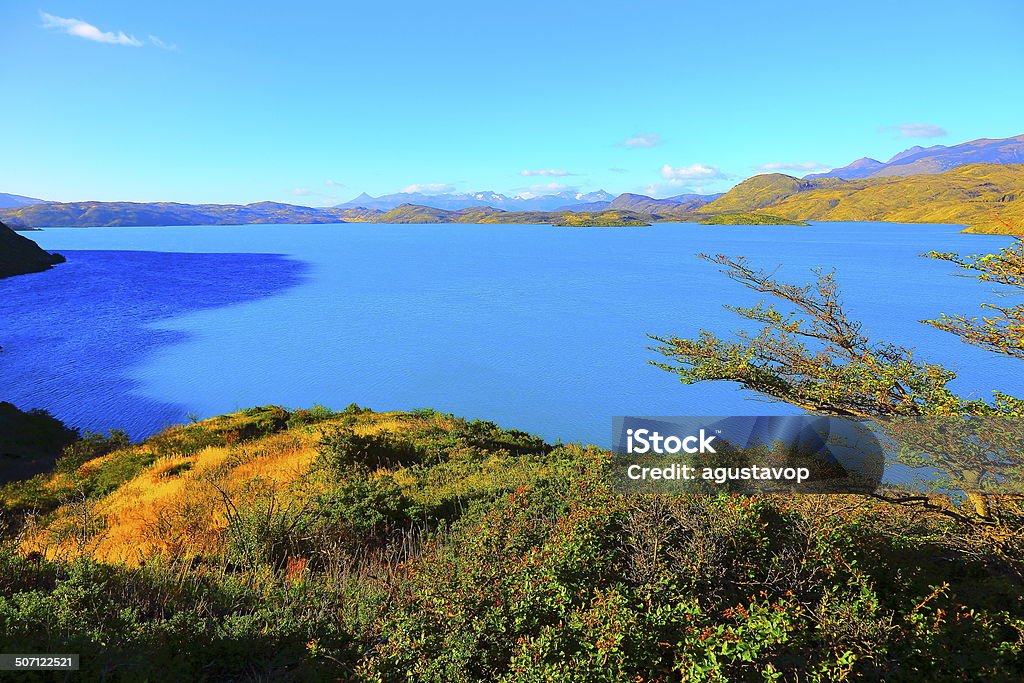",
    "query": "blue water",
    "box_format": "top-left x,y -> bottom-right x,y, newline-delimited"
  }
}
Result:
2,222 -> 1019,446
